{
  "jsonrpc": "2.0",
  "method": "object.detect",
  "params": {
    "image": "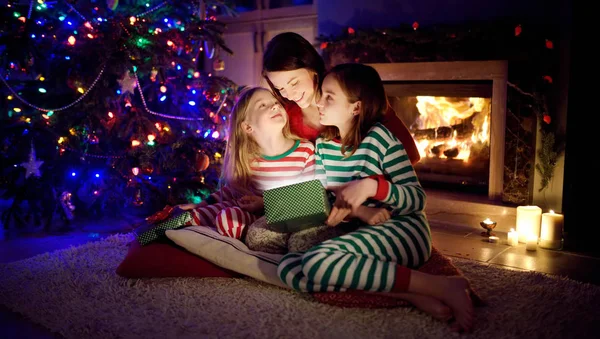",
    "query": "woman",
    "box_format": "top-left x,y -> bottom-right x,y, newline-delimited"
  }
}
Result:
261,32 -> 421,165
